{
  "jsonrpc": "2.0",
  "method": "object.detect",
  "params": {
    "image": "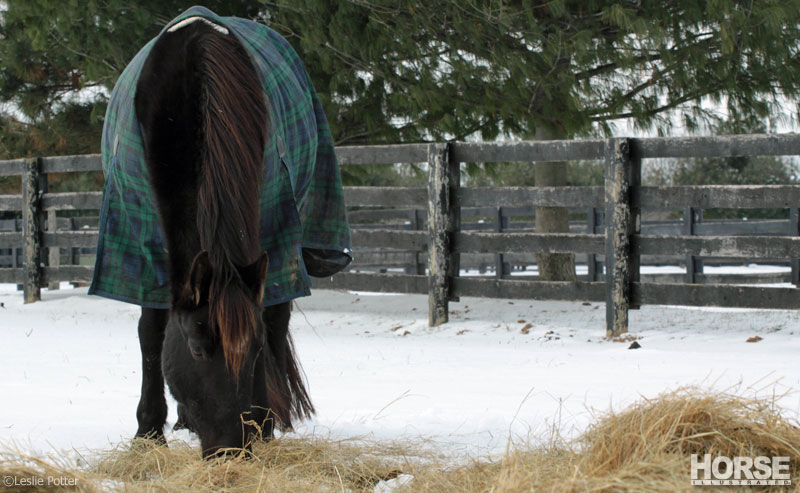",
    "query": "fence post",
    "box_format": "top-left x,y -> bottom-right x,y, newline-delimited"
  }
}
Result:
408,209 -> 426,275
587,208 -> 599,281
494,206 -> 506,278
684,207 -> 704,283
15,217 -> 23,291
604,139 -> 632,337
427,143 -> 457,326
791,208 -> 799,286
40,174 -> 61,291
70,217 -> 83,284
22,157 -> 43,303
629,148 -> 641,310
